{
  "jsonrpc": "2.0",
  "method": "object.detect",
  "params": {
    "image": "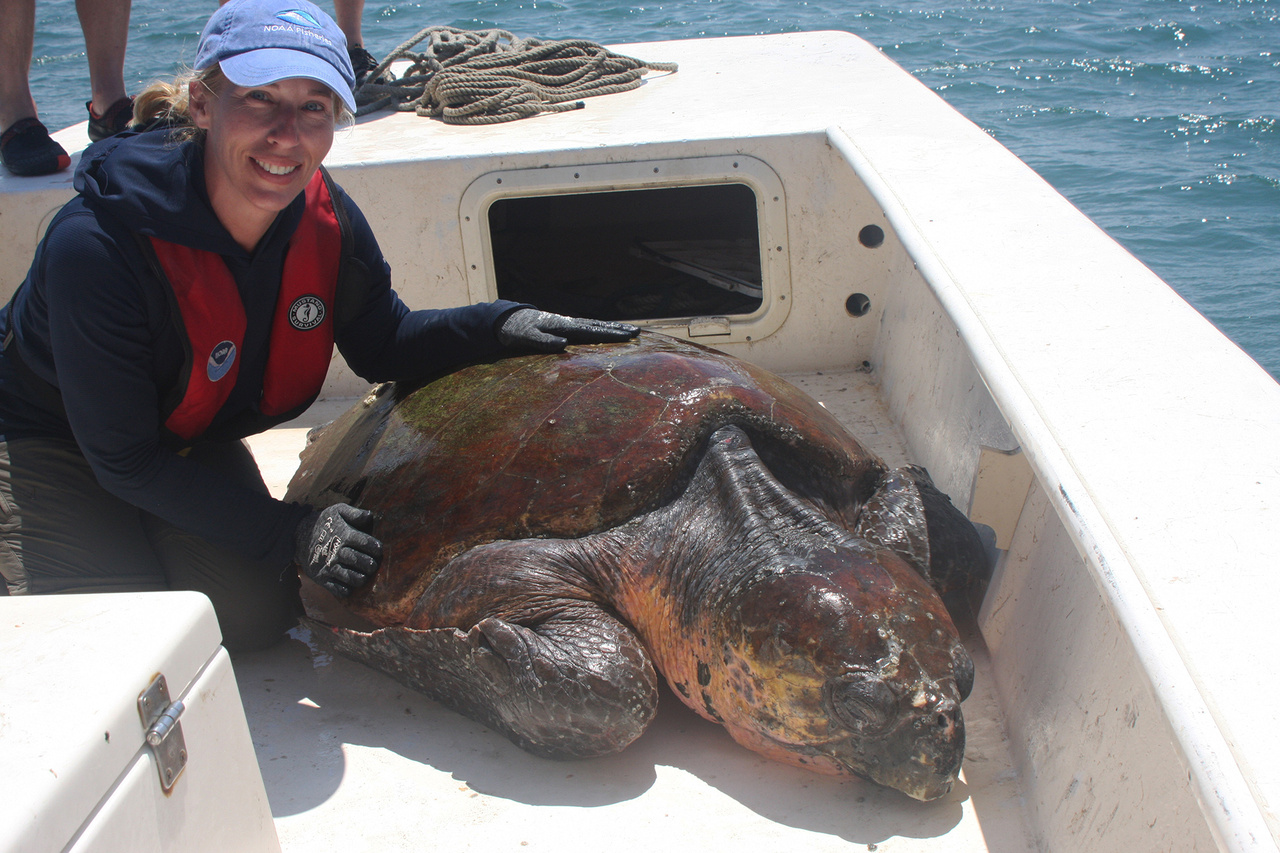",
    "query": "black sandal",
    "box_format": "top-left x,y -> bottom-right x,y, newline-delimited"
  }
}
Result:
0,118 -> 70,177
87,96 -> 135,143
349,45 -> 390,87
